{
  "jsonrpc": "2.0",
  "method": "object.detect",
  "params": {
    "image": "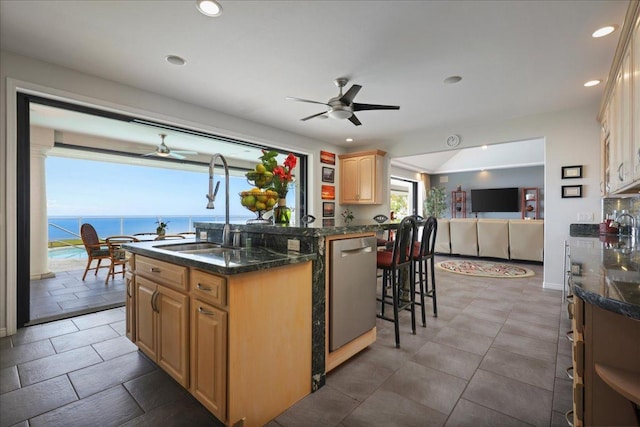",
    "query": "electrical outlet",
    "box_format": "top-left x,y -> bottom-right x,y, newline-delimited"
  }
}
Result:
287,239 -> 300,252
577,212 -> 594,222
199,231 -> 208,240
